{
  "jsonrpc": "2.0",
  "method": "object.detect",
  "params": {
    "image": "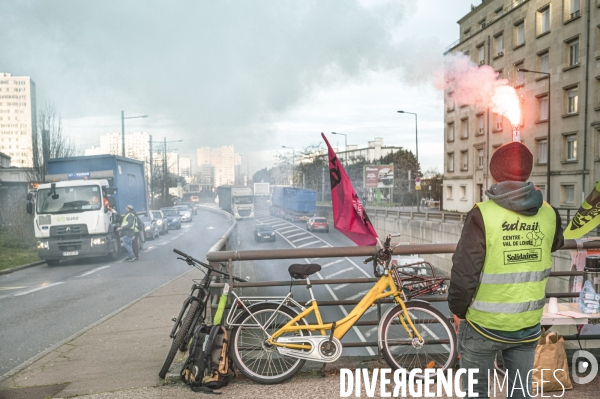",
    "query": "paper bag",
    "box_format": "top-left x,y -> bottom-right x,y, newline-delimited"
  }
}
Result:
532,331 -> 573,392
